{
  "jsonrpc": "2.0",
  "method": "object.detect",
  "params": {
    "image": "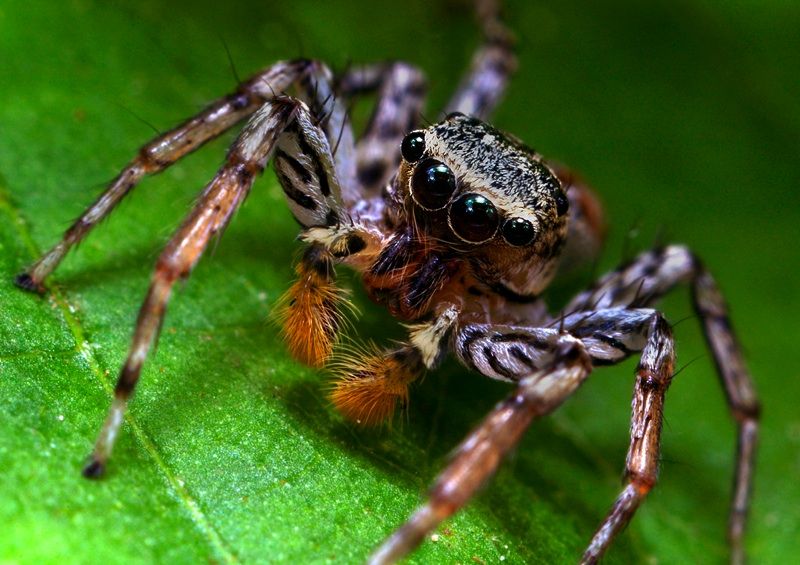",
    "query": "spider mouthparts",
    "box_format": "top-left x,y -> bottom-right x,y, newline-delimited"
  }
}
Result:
81,457 -> 106,479
14,272 -> 45,295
